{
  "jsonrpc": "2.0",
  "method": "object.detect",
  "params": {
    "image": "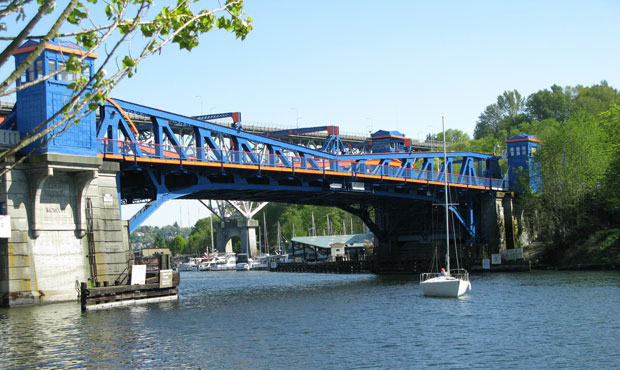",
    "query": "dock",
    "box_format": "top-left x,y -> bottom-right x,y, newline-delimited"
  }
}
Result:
271,260 -> 369,274
80,271 -> 180,311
